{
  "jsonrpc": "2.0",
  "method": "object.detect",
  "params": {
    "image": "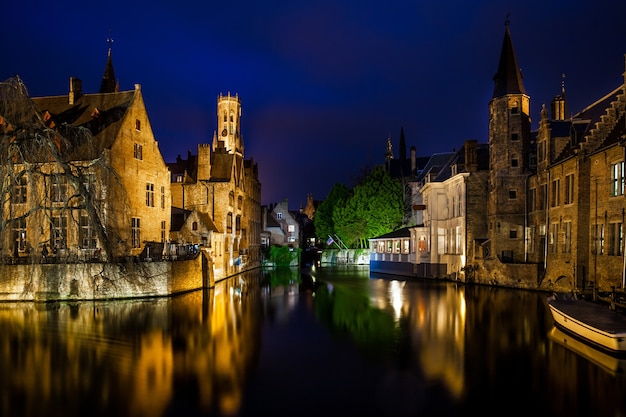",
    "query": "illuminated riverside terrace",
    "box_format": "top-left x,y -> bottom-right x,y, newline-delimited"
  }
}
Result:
1,266 -> 624,417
